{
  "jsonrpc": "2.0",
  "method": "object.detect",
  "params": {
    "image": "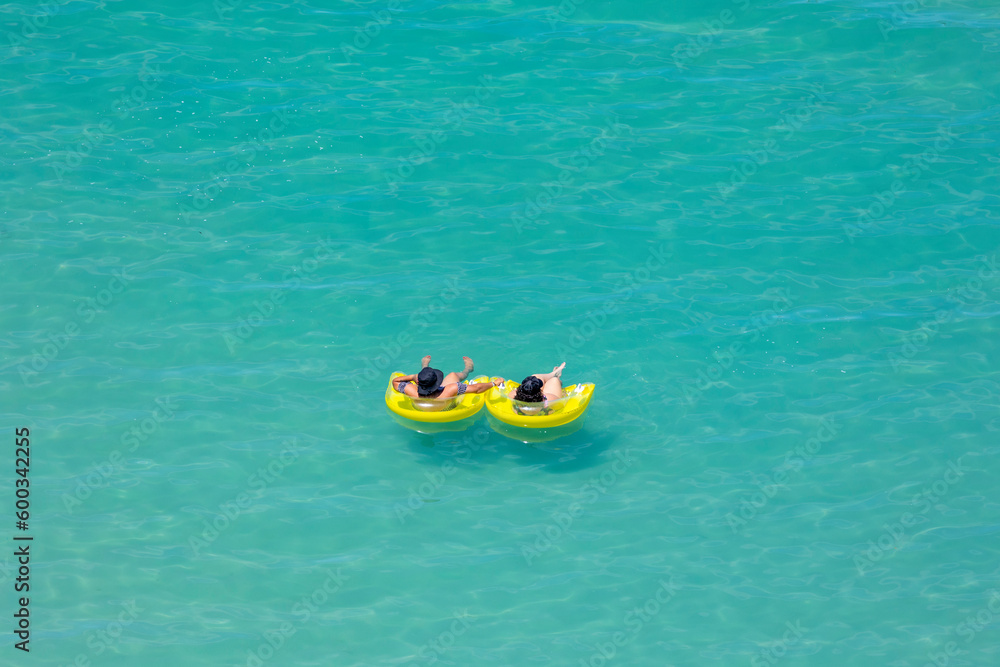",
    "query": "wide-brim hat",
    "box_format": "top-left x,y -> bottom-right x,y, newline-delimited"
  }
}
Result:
417,367 -> 444,396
